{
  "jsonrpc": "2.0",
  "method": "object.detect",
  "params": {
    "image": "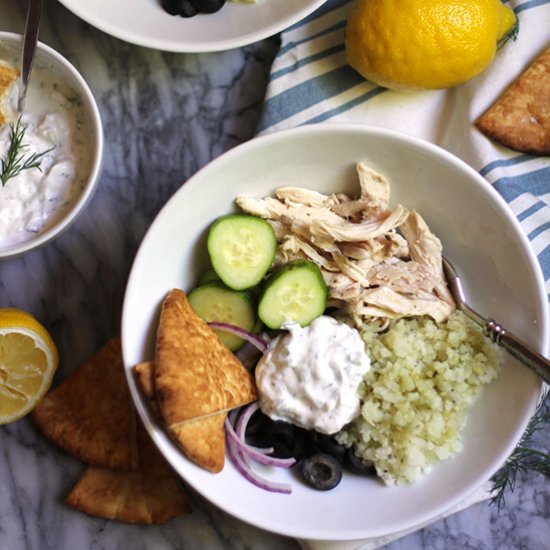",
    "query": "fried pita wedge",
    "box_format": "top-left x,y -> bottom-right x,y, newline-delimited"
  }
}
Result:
155,288 -> 257,426
476,47 -> 550,155
31,336 -> 135,470
134,361 -> 159,415
0,61 -> 18,126
134,361 -> 226,473
66,424 -> 191,524
168,415 -> 226,473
